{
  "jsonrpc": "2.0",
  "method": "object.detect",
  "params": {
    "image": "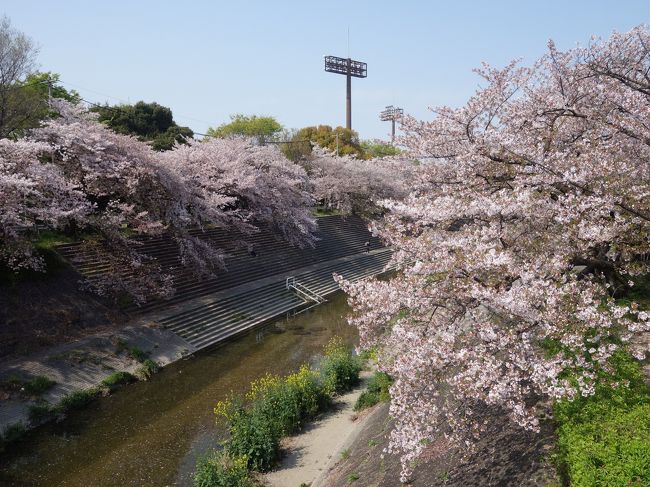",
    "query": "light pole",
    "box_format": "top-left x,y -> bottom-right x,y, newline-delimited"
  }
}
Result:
324,55 -> 367,130
380,105 -> 404,143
